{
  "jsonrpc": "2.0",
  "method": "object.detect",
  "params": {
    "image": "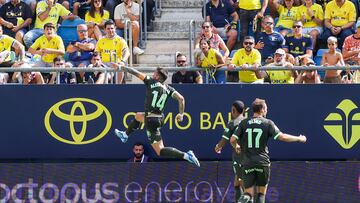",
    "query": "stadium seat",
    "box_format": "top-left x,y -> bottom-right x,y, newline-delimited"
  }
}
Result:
57,18 -> 86,47
230,49 -> 238,58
